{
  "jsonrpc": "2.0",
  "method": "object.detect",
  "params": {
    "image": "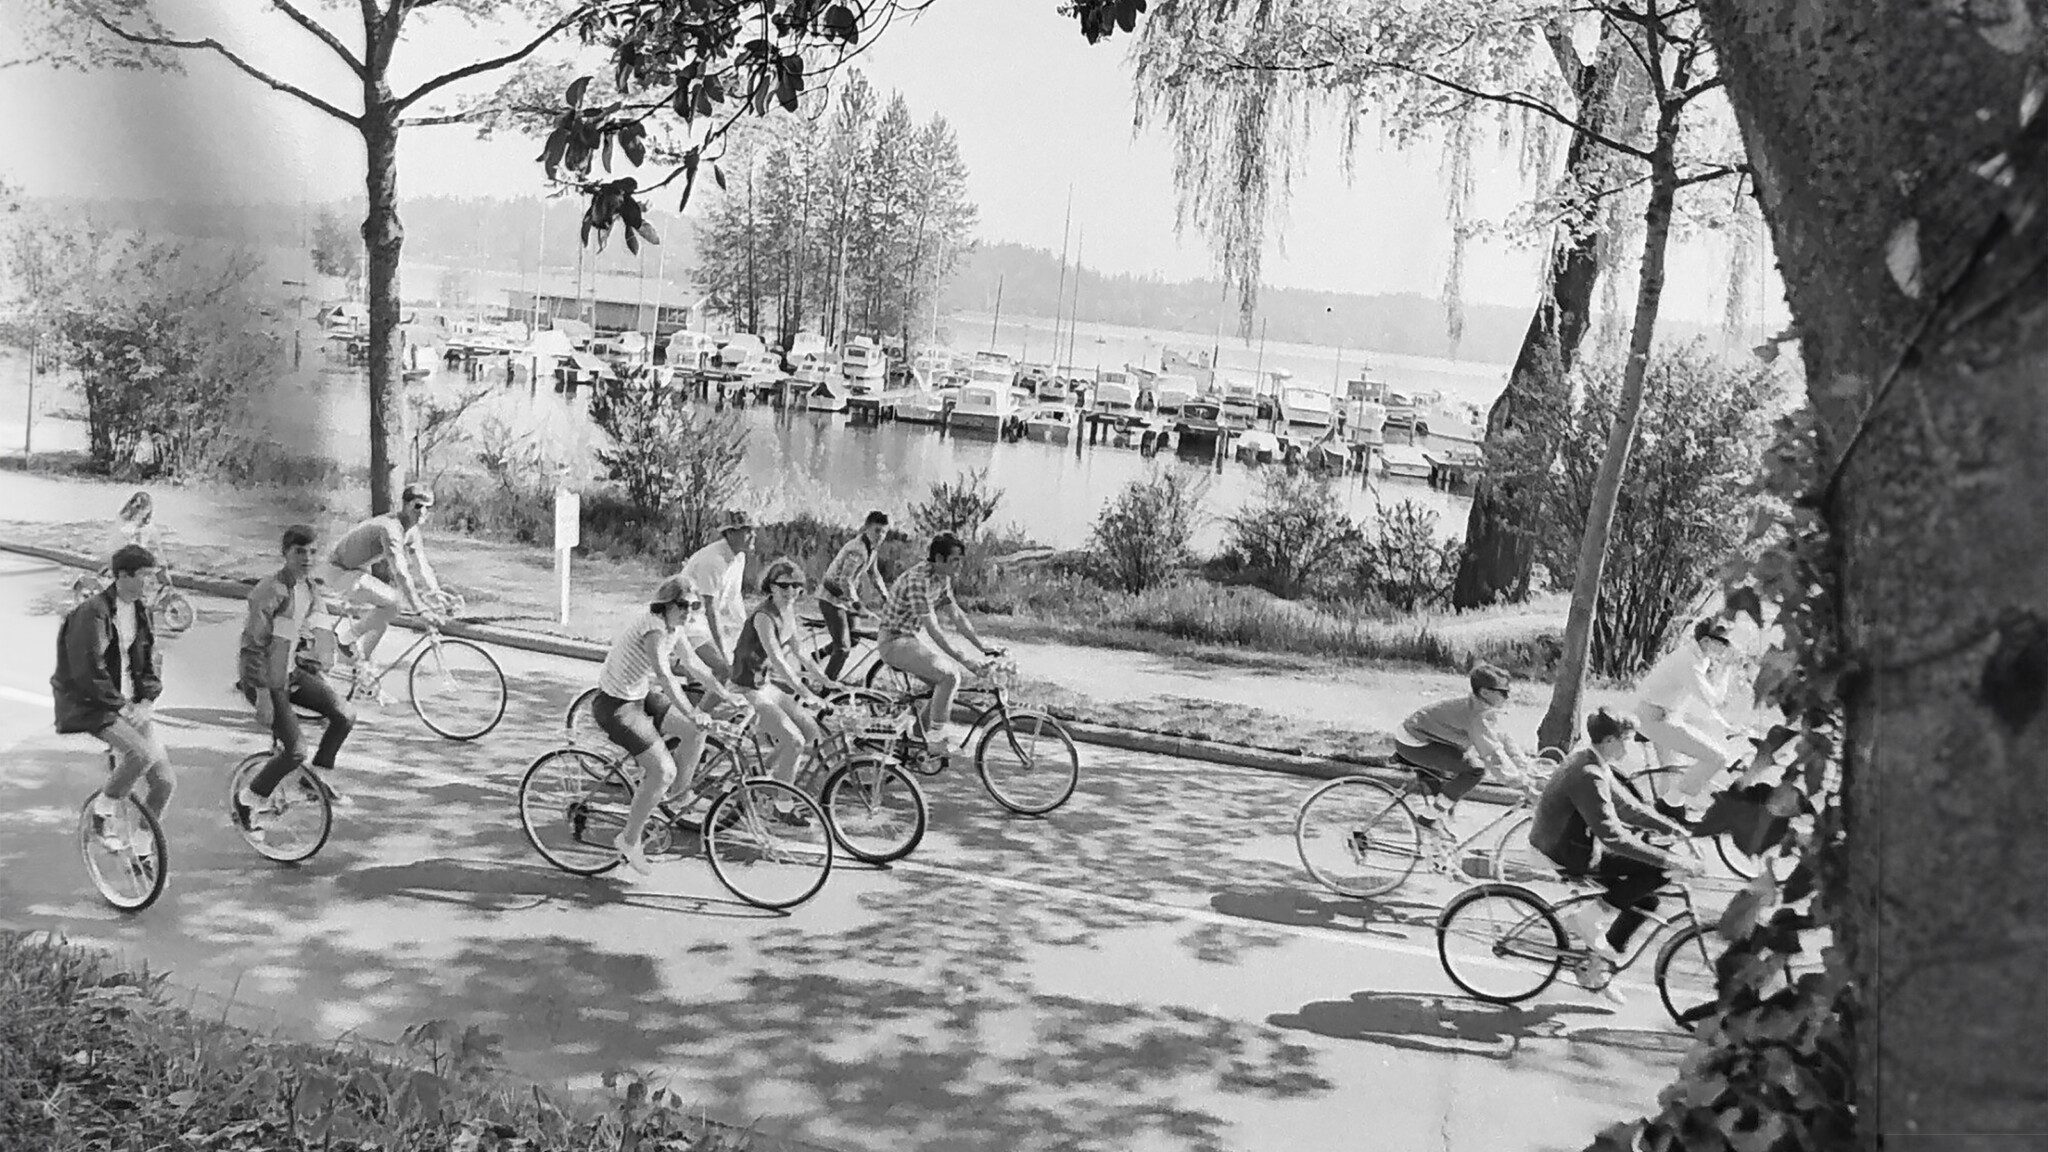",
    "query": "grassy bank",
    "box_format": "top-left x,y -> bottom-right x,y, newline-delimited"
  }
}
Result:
0,931 -> 755,1152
